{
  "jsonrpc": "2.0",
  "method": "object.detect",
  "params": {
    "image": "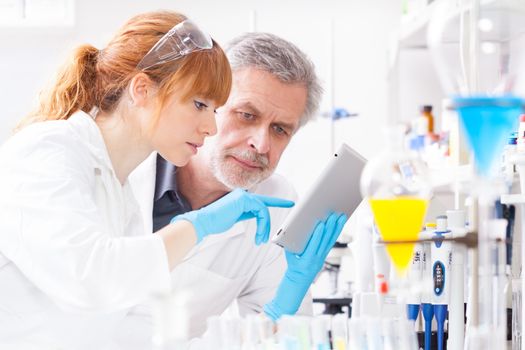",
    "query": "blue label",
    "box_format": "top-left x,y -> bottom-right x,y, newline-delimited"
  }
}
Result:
433,261 -> 445,296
